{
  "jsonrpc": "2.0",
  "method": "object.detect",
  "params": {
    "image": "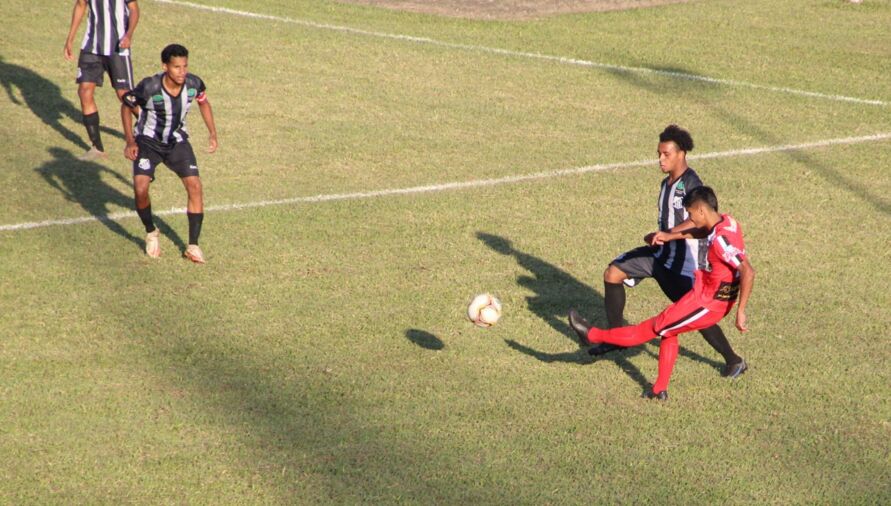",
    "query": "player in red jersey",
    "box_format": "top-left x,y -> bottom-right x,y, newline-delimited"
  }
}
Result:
569,186 -> 755,400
